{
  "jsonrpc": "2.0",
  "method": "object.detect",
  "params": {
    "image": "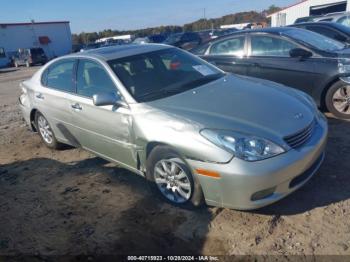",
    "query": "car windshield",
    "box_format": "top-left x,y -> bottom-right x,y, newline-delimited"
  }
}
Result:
108,48 -> 224,102
284,28 -> 345,51
333,22 -> 350,34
